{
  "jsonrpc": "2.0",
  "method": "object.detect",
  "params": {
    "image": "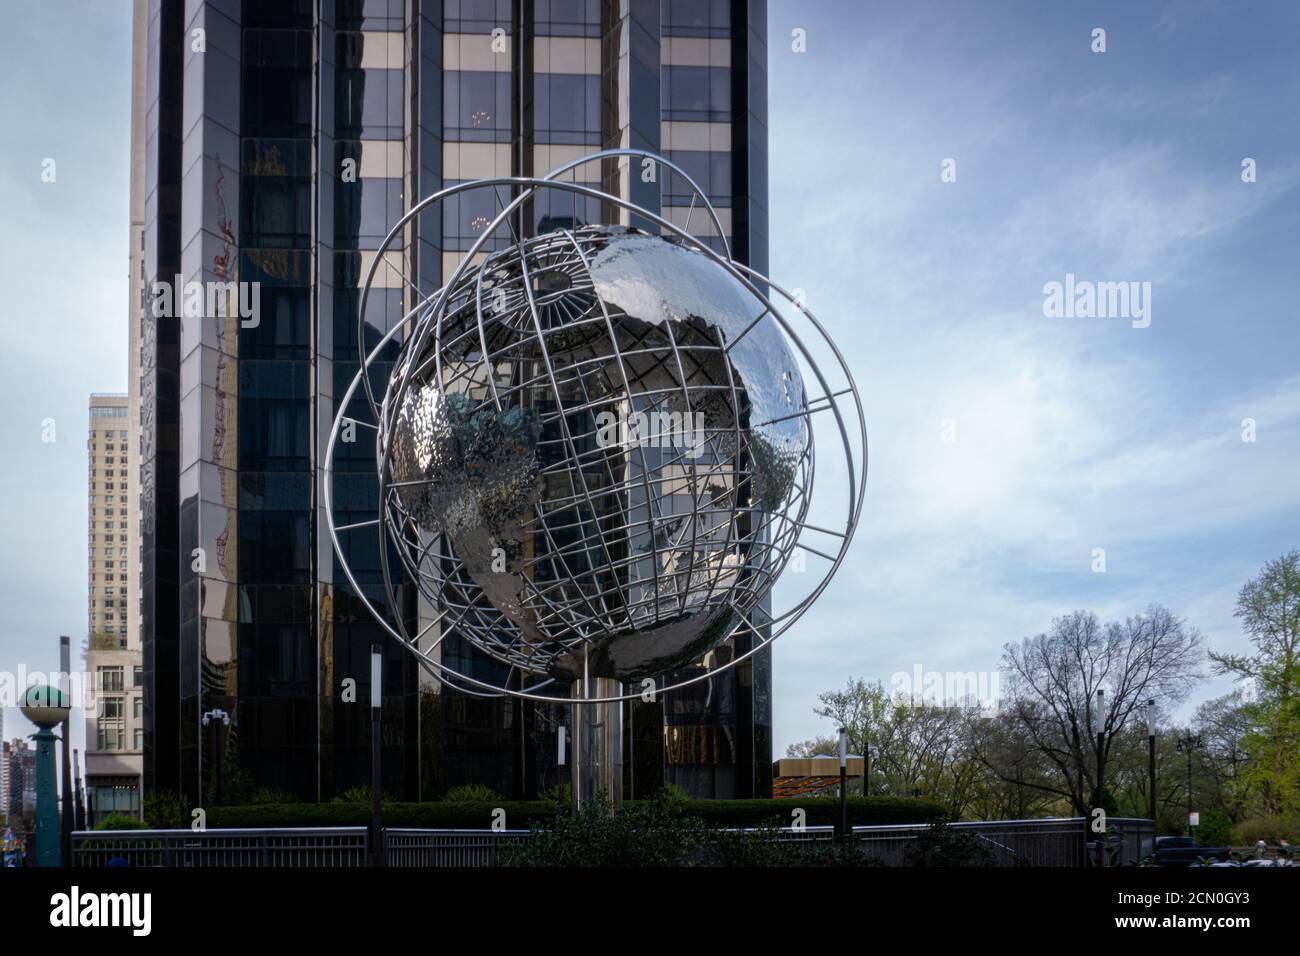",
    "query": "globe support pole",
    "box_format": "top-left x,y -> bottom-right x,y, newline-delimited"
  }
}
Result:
571,652 -> 622,811
33,726 -> 62,866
